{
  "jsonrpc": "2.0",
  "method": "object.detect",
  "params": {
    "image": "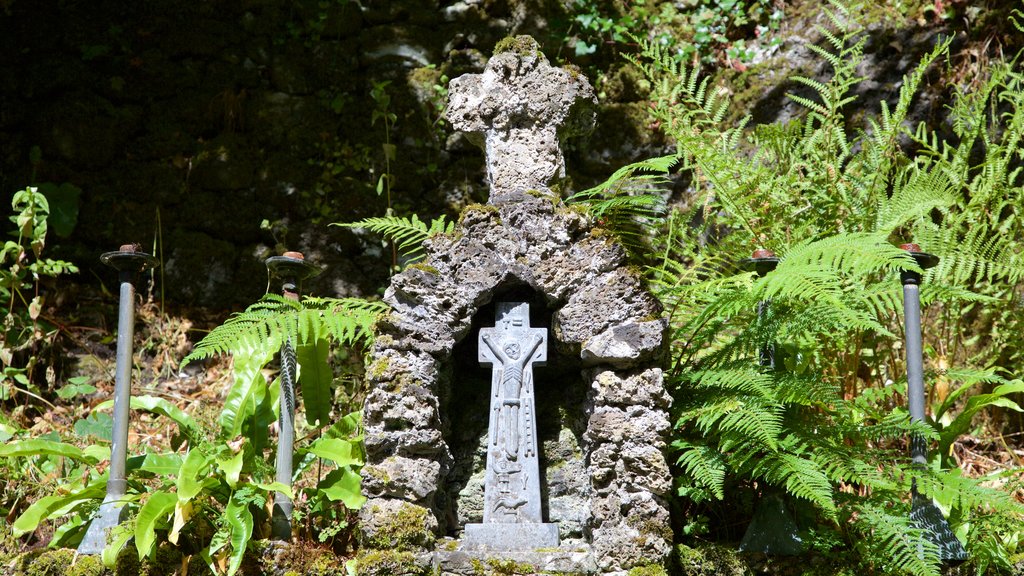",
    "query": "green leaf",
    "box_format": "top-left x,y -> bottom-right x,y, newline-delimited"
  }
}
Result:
252,481 -> 293,500
74,412 -> 113,442
219,340 -> 277,437
225,493 -> 254,576
216,449 -> 245,490
177,449 -> 212,503
297,339 -> 332,426
83,444 -> 111,462
324,411 -> 362,440
318,467 -> 366,509
95,395 -> 203,443
49,514 -> 87,548
12,485 -> 104,537
12,495 -> 67,536
139,452 -> 184,476
56,377 -> 96,399
36,182 -> 81,238
102,524 -> 133,569
135,491 -> 177,560
938,383 -> 1024,457
0,439 -> 96,463
307,437 -> 362,467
